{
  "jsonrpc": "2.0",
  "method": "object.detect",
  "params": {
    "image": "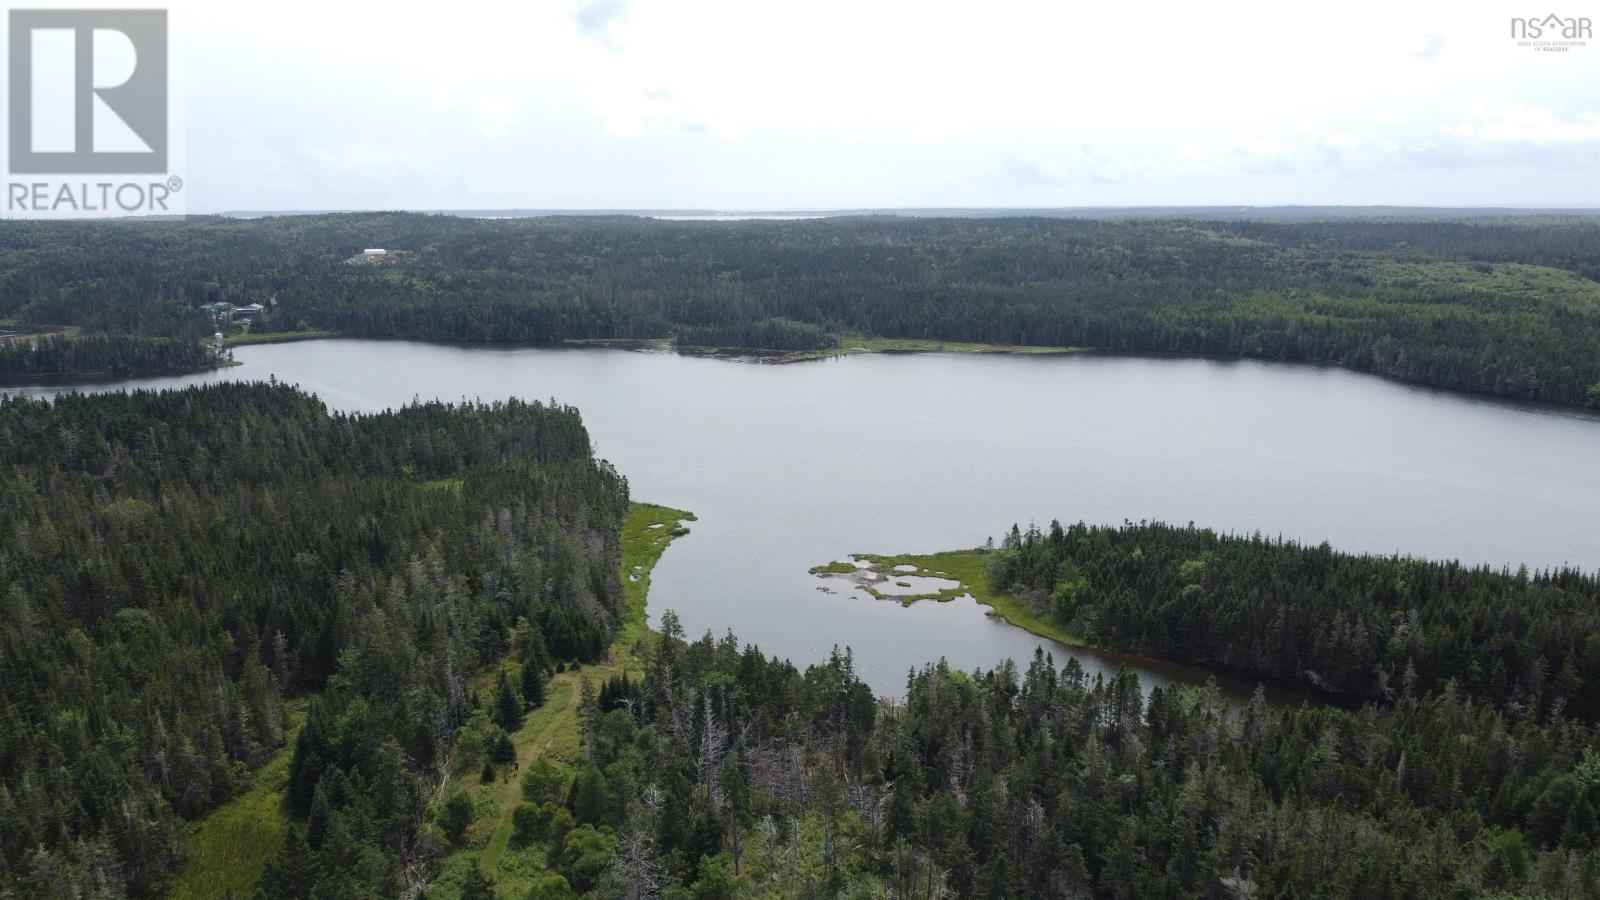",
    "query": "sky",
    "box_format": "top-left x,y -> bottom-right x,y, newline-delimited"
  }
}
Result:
169,0 -> 1600,211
